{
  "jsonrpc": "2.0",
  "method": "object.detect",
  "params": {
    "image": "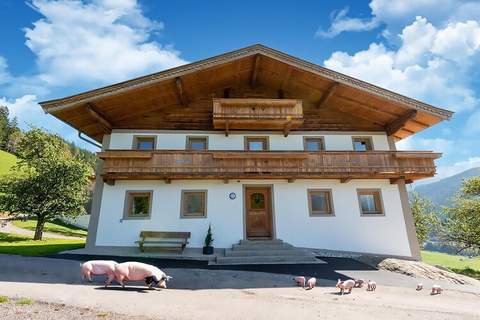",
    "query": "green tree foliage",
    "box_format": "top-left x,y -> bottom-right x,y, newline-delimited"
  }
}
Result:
0,128 -> 92,240
204,224 -> 213,247
409,191 -> 438,247
0,106 -> 22,153
439,177 -> 480,253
